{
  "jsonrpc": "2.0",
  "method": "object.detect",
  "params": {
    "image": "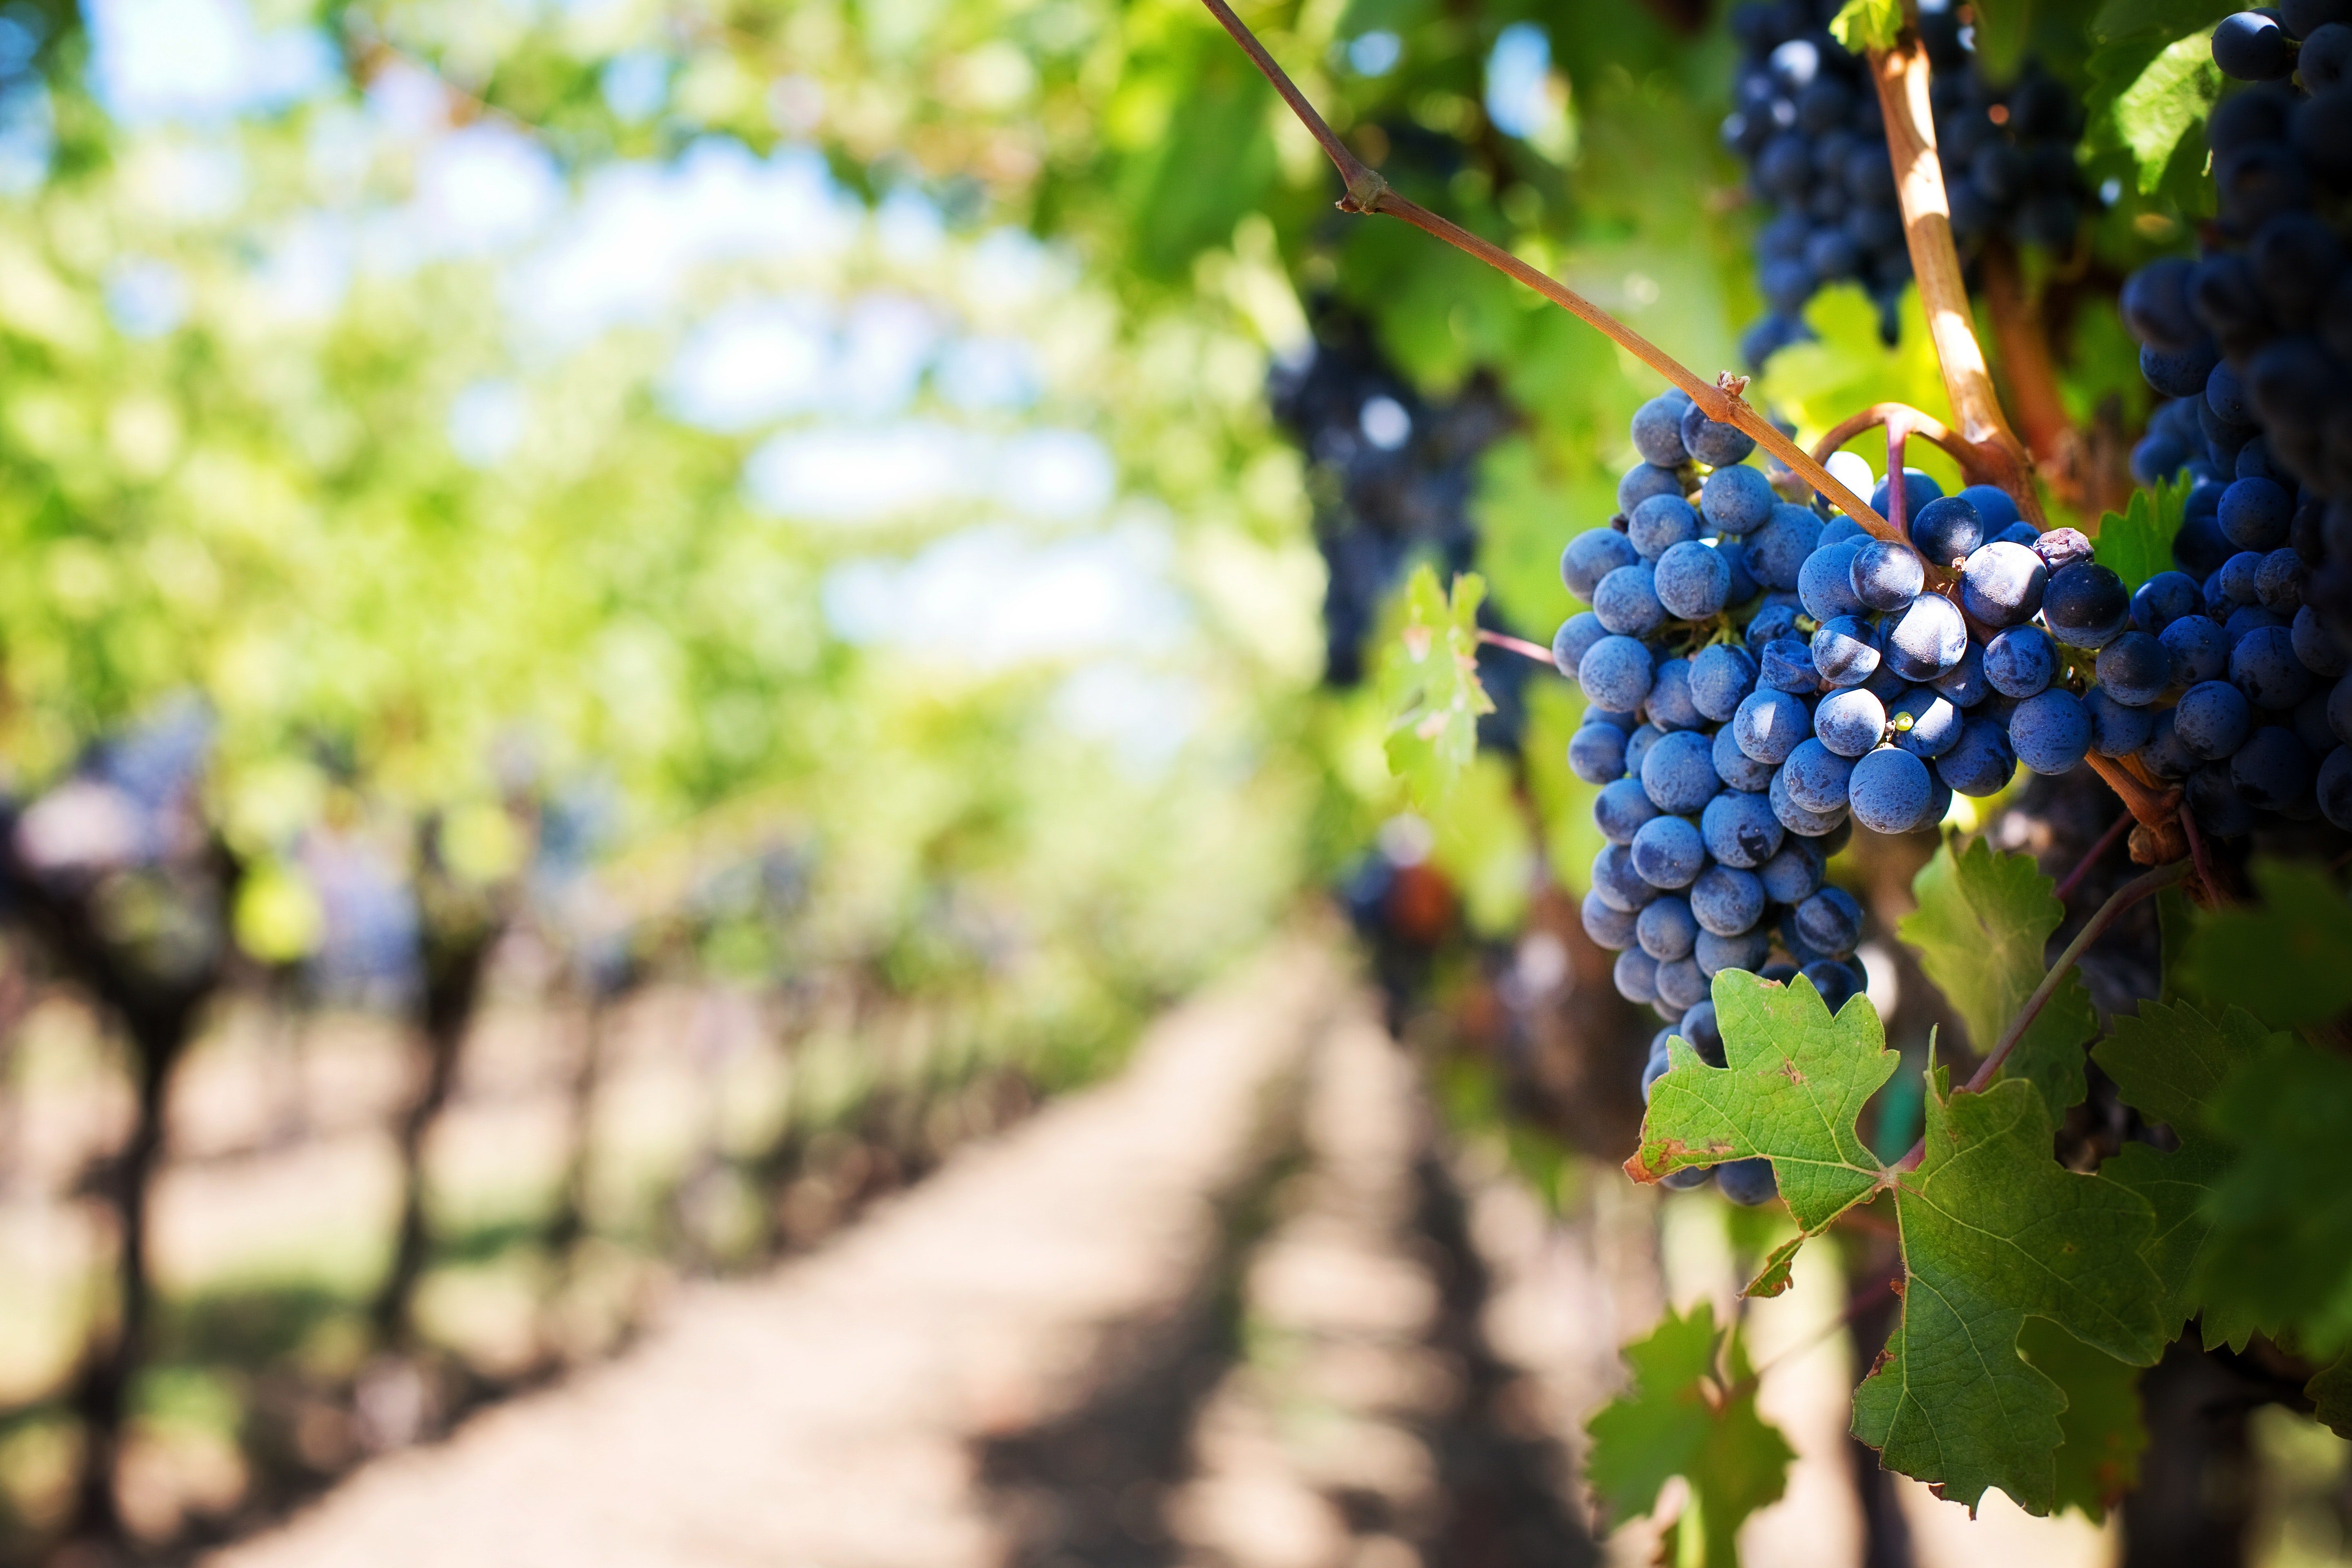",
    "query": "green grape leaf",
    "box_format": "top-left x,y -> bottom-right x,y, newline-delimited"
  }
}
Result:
1898,836 -> 2098,1118
2309,1355 -> 2352,1440
1969,0 -> 2036,80
2176,860 -> 2352,1028
2093,476 -> 2188,593
1585,1300 -> 1795,1568
2093,1000 -> 2281,1349
1852,1075 -> 2165,1515
2094,30 -> 2222,196
2017,1317 -> 2149,1521
1624,969 -> 1898,1287
2199,1038 -> 2352,1359
1829,0 -> 1905,52
1376,565 -> 1495,807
